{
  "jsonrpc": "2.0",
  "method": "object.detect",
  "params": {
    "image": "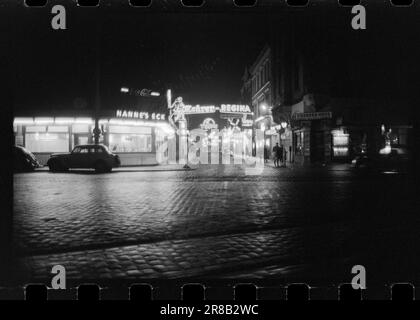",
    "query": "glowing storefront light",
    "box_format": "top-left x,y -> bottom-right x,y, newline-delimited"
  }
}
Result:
75,117 -> 93,124
54,117 -> 75,124
13,117 -> 34,125
34,117 -> 54,124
